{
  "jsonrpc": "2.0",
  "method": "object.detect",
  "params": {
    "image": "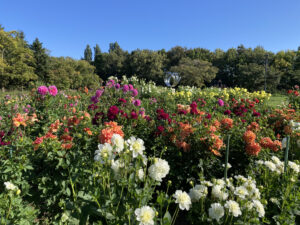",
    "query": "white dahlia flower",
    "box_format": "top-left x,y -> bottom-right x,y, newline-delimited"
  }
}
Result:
264,161 -> 276,172
135,206 -> 155,225
288,161 -> 299,173
225,200 -> 242,217
212,185 -> 228,200
111,134 -> 124,153
126,136 -> 145,158
4,182 -> 17,191
174,190 -> 192,210
94,143 -> 113,163
253,200 -> 265,217
138,168 -> 145,180
208,203 -> 224,222
189,184 -> 208,202
234,186 -> 249,199
148,158 -> 170,182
